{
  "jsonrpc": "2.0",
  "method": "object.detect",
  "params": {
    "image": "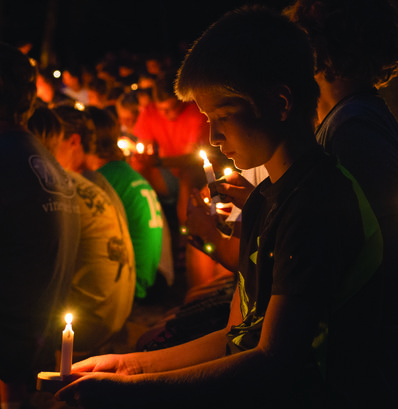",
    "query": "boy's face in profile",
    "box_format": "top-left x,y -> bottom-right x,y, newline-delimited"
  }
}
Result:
194,89 -> 280,170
